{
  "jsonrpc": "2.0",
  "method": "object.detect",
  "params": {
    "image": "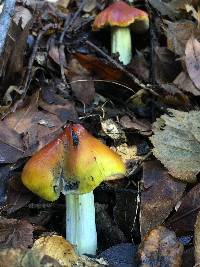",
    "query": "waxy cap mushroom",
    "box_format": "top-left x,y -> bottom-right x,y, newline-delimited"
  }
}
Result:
92,1 -> 149,65
21,137 -> 65,201
62,124 -> 126,194
92,1 -> 149,31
